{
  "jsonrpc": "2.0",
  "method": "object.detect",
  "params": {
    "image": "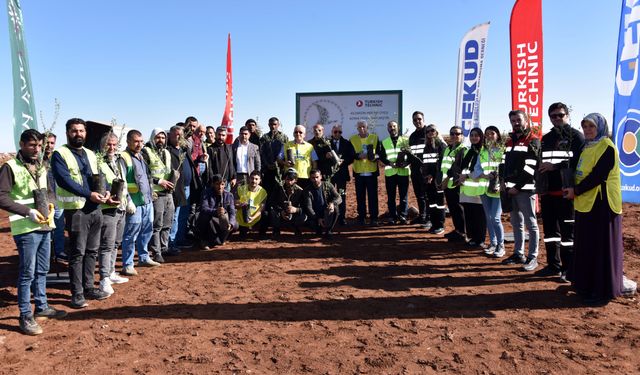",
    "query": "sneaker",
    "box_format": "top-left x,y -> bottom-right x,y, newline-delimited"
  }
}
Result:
138,258 -> 161,267
99,278 -> 114,296
109,272 -> 129,284
34,307 -> 67,321
71,294 -> 89,309
85,288 -> 111,300
447,232 -> 466,243
398,216 -> 408,225
493,244 -> 506,258
502,254 -> 526,265
559,271 -> 570,284
19,315 -> 43,336
387,218 -> 396,225
467,241 -> 484,248
55,251 -> 69,261
484,244 -> 497,255
421,221 -> 432,230
522,257 -> 539,271
428,227 -> 445,235
121,266 -> 138,276
177,241 -> 194,249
